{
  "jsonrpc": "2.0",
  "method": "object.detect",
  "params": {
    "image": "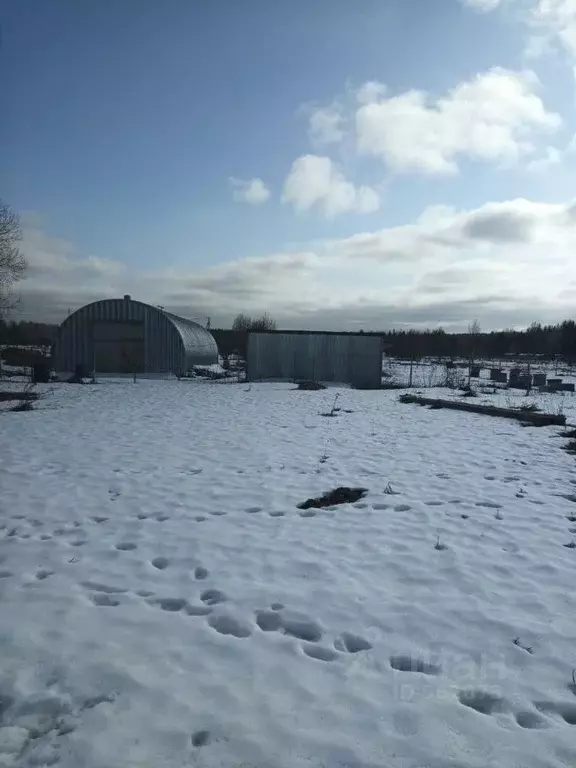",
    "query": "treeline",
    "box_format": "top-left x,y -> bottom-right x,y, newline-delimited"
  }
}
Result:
380,321 -> 576,359
0,320 -> 57,347
2,317 -> 576,361
214,320 -> 576,361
